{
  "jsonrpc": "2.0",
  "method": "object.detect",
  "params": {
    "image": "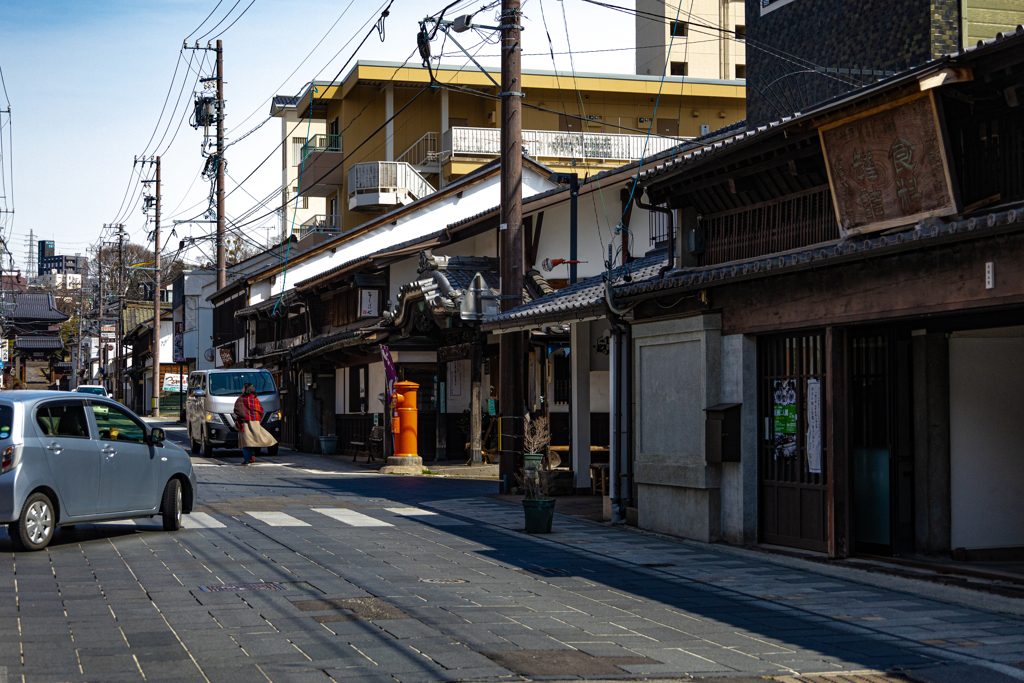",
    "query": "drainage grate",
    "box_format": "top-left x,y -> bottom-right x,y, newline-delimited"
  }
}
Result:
199,582 -> 283,593
420,578 -> 468,584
